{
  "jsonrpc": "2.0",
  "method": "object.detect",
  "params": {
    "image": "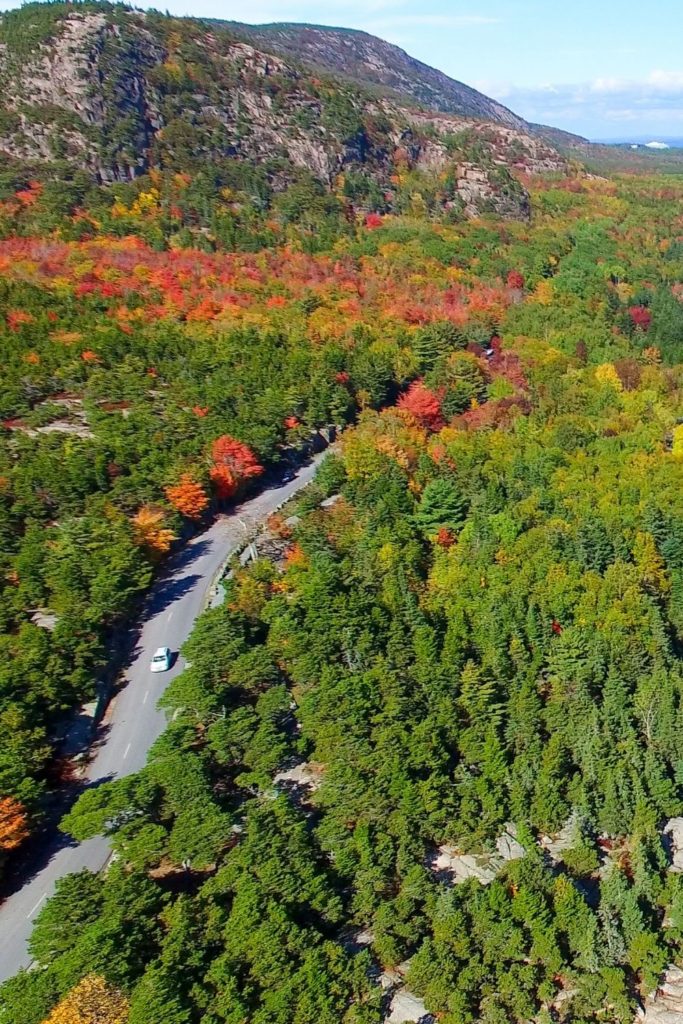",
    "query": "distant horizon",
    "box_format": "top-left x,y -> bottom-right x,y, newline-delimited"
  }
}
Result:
1,0 -> 682,138
591,135 -> 683,146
